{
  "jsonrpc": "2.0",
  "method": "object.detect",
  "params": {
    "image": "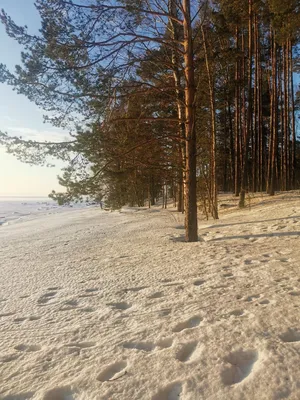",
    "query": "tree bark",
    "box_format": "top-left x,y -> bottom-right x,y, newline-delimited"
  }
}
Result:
239,0 -> 253,208
201,25 -> 218,219
183,0 -> 198,241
